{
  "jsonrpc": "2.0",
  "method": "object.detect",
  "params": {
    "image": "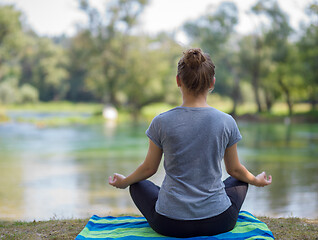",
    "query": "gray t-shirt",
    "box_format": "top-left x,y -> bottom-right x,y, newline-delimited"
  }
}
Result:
146,106 -> 242,220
